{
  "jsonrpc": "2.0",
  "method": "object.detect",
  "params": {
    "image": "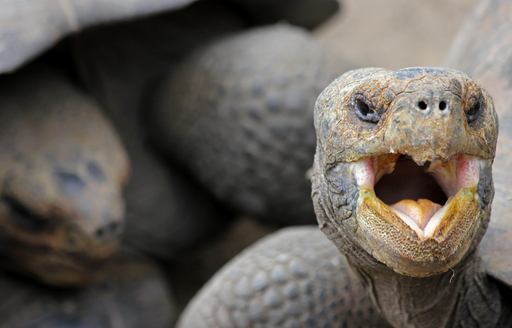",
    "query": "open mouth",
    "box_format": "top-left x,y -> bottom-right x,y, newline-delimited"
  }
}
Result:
353,154 -> 481,240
